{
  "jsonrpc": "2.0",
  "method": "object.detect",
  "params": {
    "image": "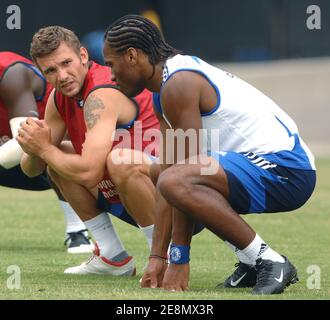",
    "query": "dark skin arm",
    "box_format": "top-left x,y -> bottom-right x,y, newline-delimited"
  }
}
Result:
159,71 -> 204,291
159,71 -> 257,292
0,63 -> 42,119
0,63 -> 43,170
154,71 -> 207,250
142,71 -> 214,291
